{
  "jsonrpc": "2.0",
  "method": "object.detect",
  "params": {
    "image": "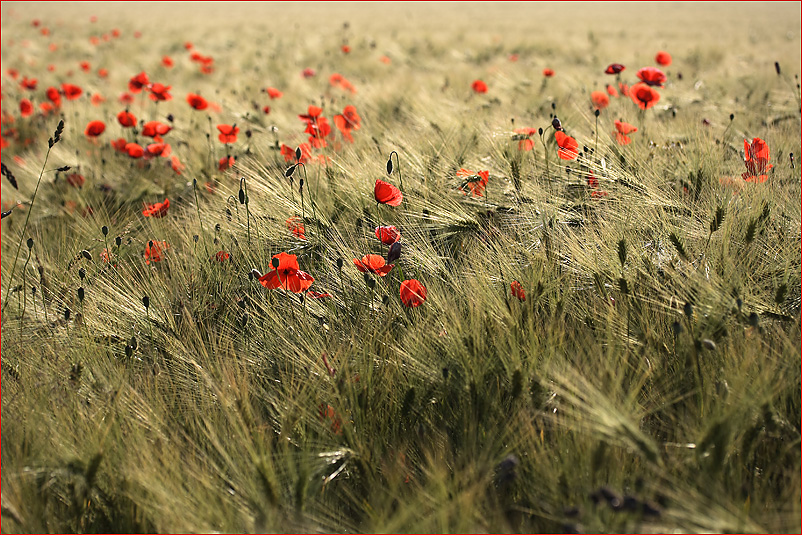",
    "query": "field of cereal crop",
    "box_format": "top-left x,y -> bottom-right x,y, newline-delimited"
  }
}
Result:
1,2 -> 801,532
